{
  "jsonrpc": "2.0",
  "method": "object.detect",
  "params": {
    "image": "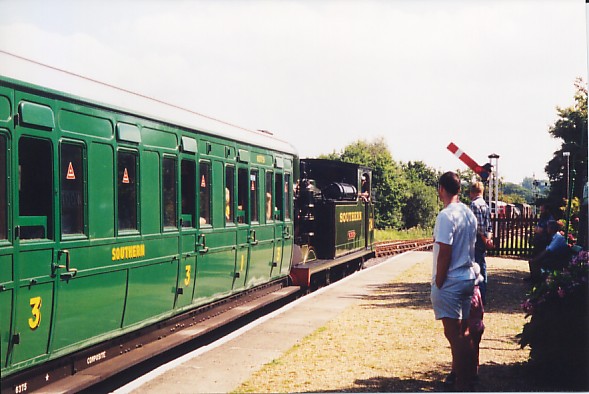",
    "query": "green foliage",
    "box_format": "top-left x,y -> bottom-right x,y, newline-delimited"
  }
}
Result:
522,177 -> 550,201
502,182 -> 534,203
402,181 -> 439,229
545,78 -> 588,206
374,226 -> 433,242
455,169 -> 477,204
403,161 -> 439,187
501,193 -> 527,205
320,138 -> 440,230
402,161 -> 441,229
557,197 -> 581,238
519,251 -> 589,390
